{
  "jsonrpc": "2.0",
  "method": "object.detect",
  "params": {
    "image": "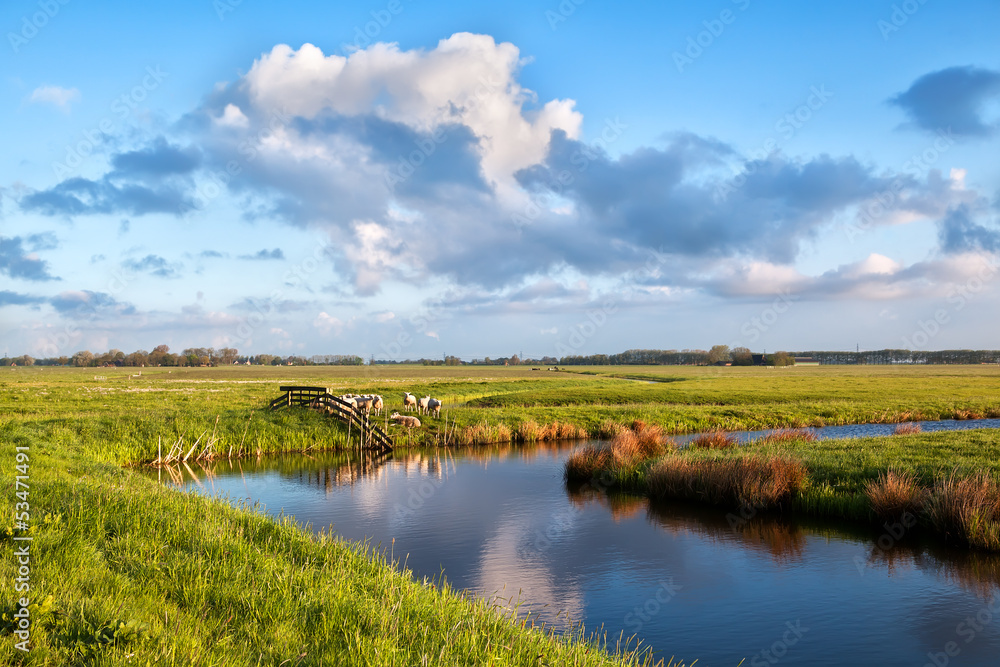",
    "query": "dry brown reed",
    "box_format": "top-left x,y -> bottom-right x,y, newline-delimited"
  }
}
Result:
690,430 -> 737,449
893,422 -> 922,435
755,429 -> 817,445
926,471 -> 1000,550
646,454 -> 807,510
564,445 -> 612,481
516,420 -> 542,442
565,420 -> 671,481
864,469 -> 927,520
